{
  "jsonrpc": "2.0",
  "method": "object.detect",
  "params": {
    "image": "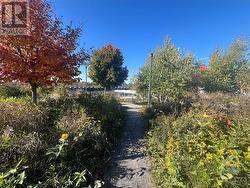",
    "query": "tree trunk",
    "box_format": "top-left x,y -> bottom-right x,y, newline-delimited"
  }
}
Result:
31,83 -> 38,104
